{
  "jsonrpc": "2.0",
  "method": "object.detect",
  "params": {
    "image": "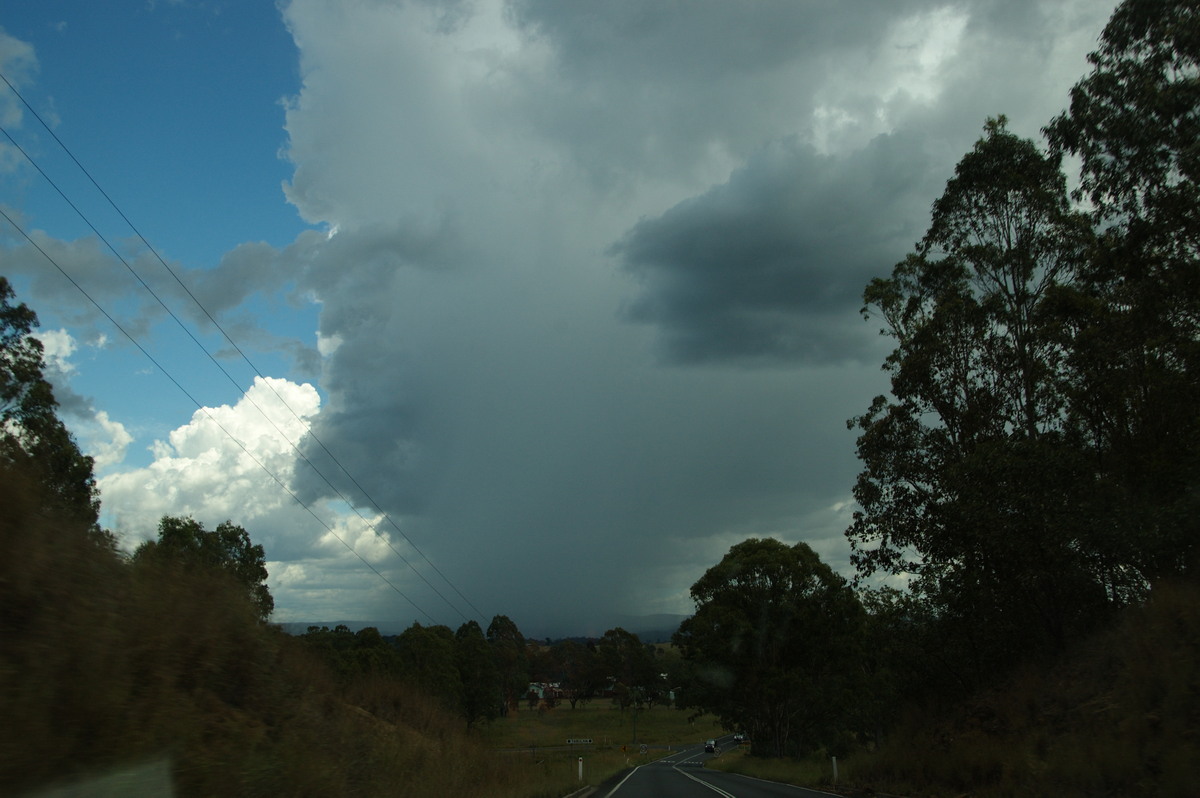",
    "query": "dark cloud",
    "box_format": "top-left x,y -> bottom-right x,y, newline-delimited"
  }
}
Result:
4,0 -> 1120,637
611,132 -> 940,364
